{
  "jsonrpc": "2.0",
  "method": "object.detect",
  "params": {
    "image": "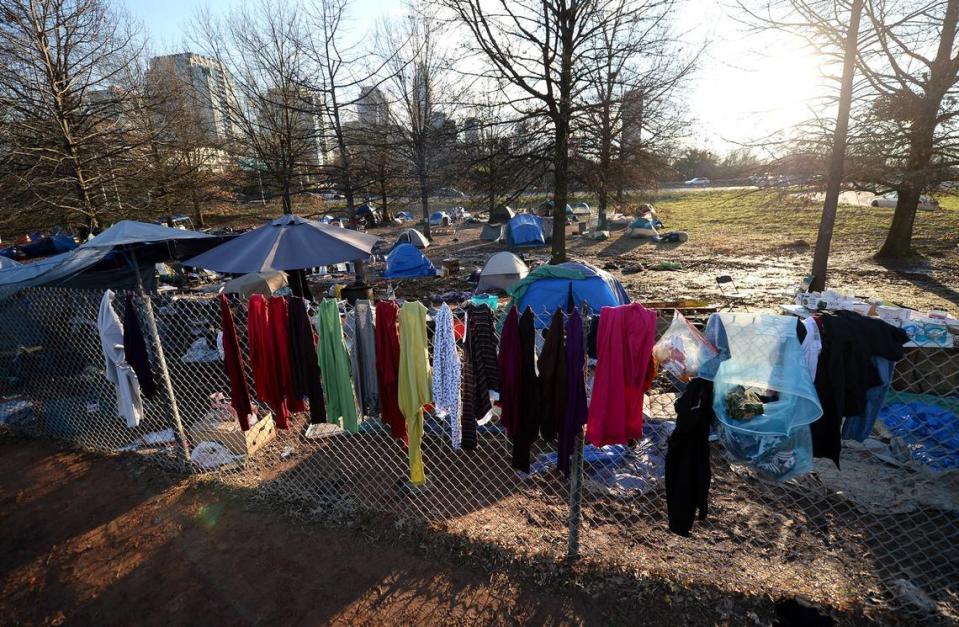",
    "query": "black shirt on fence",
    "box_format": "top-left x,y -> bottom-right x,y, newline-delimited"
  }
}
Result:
811,310 -> 908,467
665,377 -> 714,537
